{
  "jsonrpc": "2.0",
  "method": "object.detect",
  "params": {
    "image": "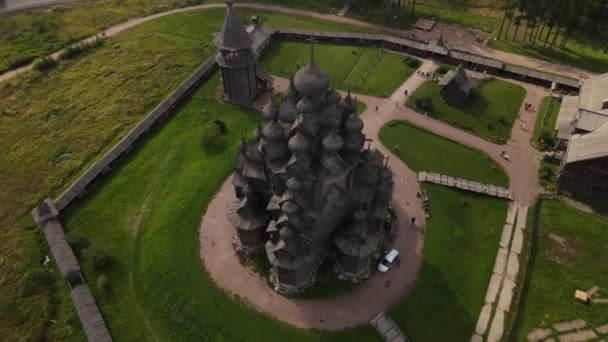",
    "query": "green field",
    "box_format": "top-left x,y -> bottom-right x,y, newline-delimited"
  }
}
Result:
389,184 -> 508,341
513,200 -> 608,341
379,120 -> 509,341
0,9 -> 380,340
531,97 -> 561,151
406,78 -> 526,144
259,42 -> 420,97
379,120 -> 509,186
